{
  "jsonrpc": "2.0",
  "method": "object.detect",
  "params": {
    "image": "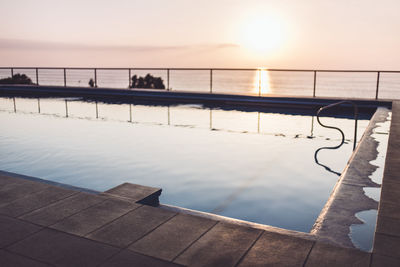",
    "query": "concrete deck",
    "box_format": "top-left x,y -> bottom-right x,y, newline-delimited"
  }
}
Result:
0,167 -> 394,267
372,101 -> 400,266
